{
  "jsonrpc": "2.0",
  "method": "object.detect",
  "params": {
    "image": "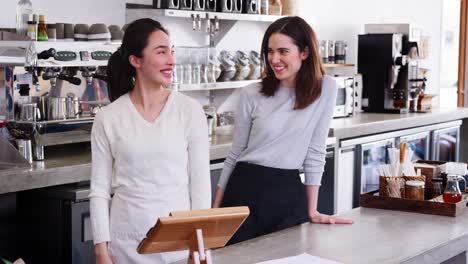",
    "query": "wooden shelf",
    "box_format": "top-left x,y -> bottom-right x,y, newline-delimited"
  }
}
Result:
324,63 -> 355,68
